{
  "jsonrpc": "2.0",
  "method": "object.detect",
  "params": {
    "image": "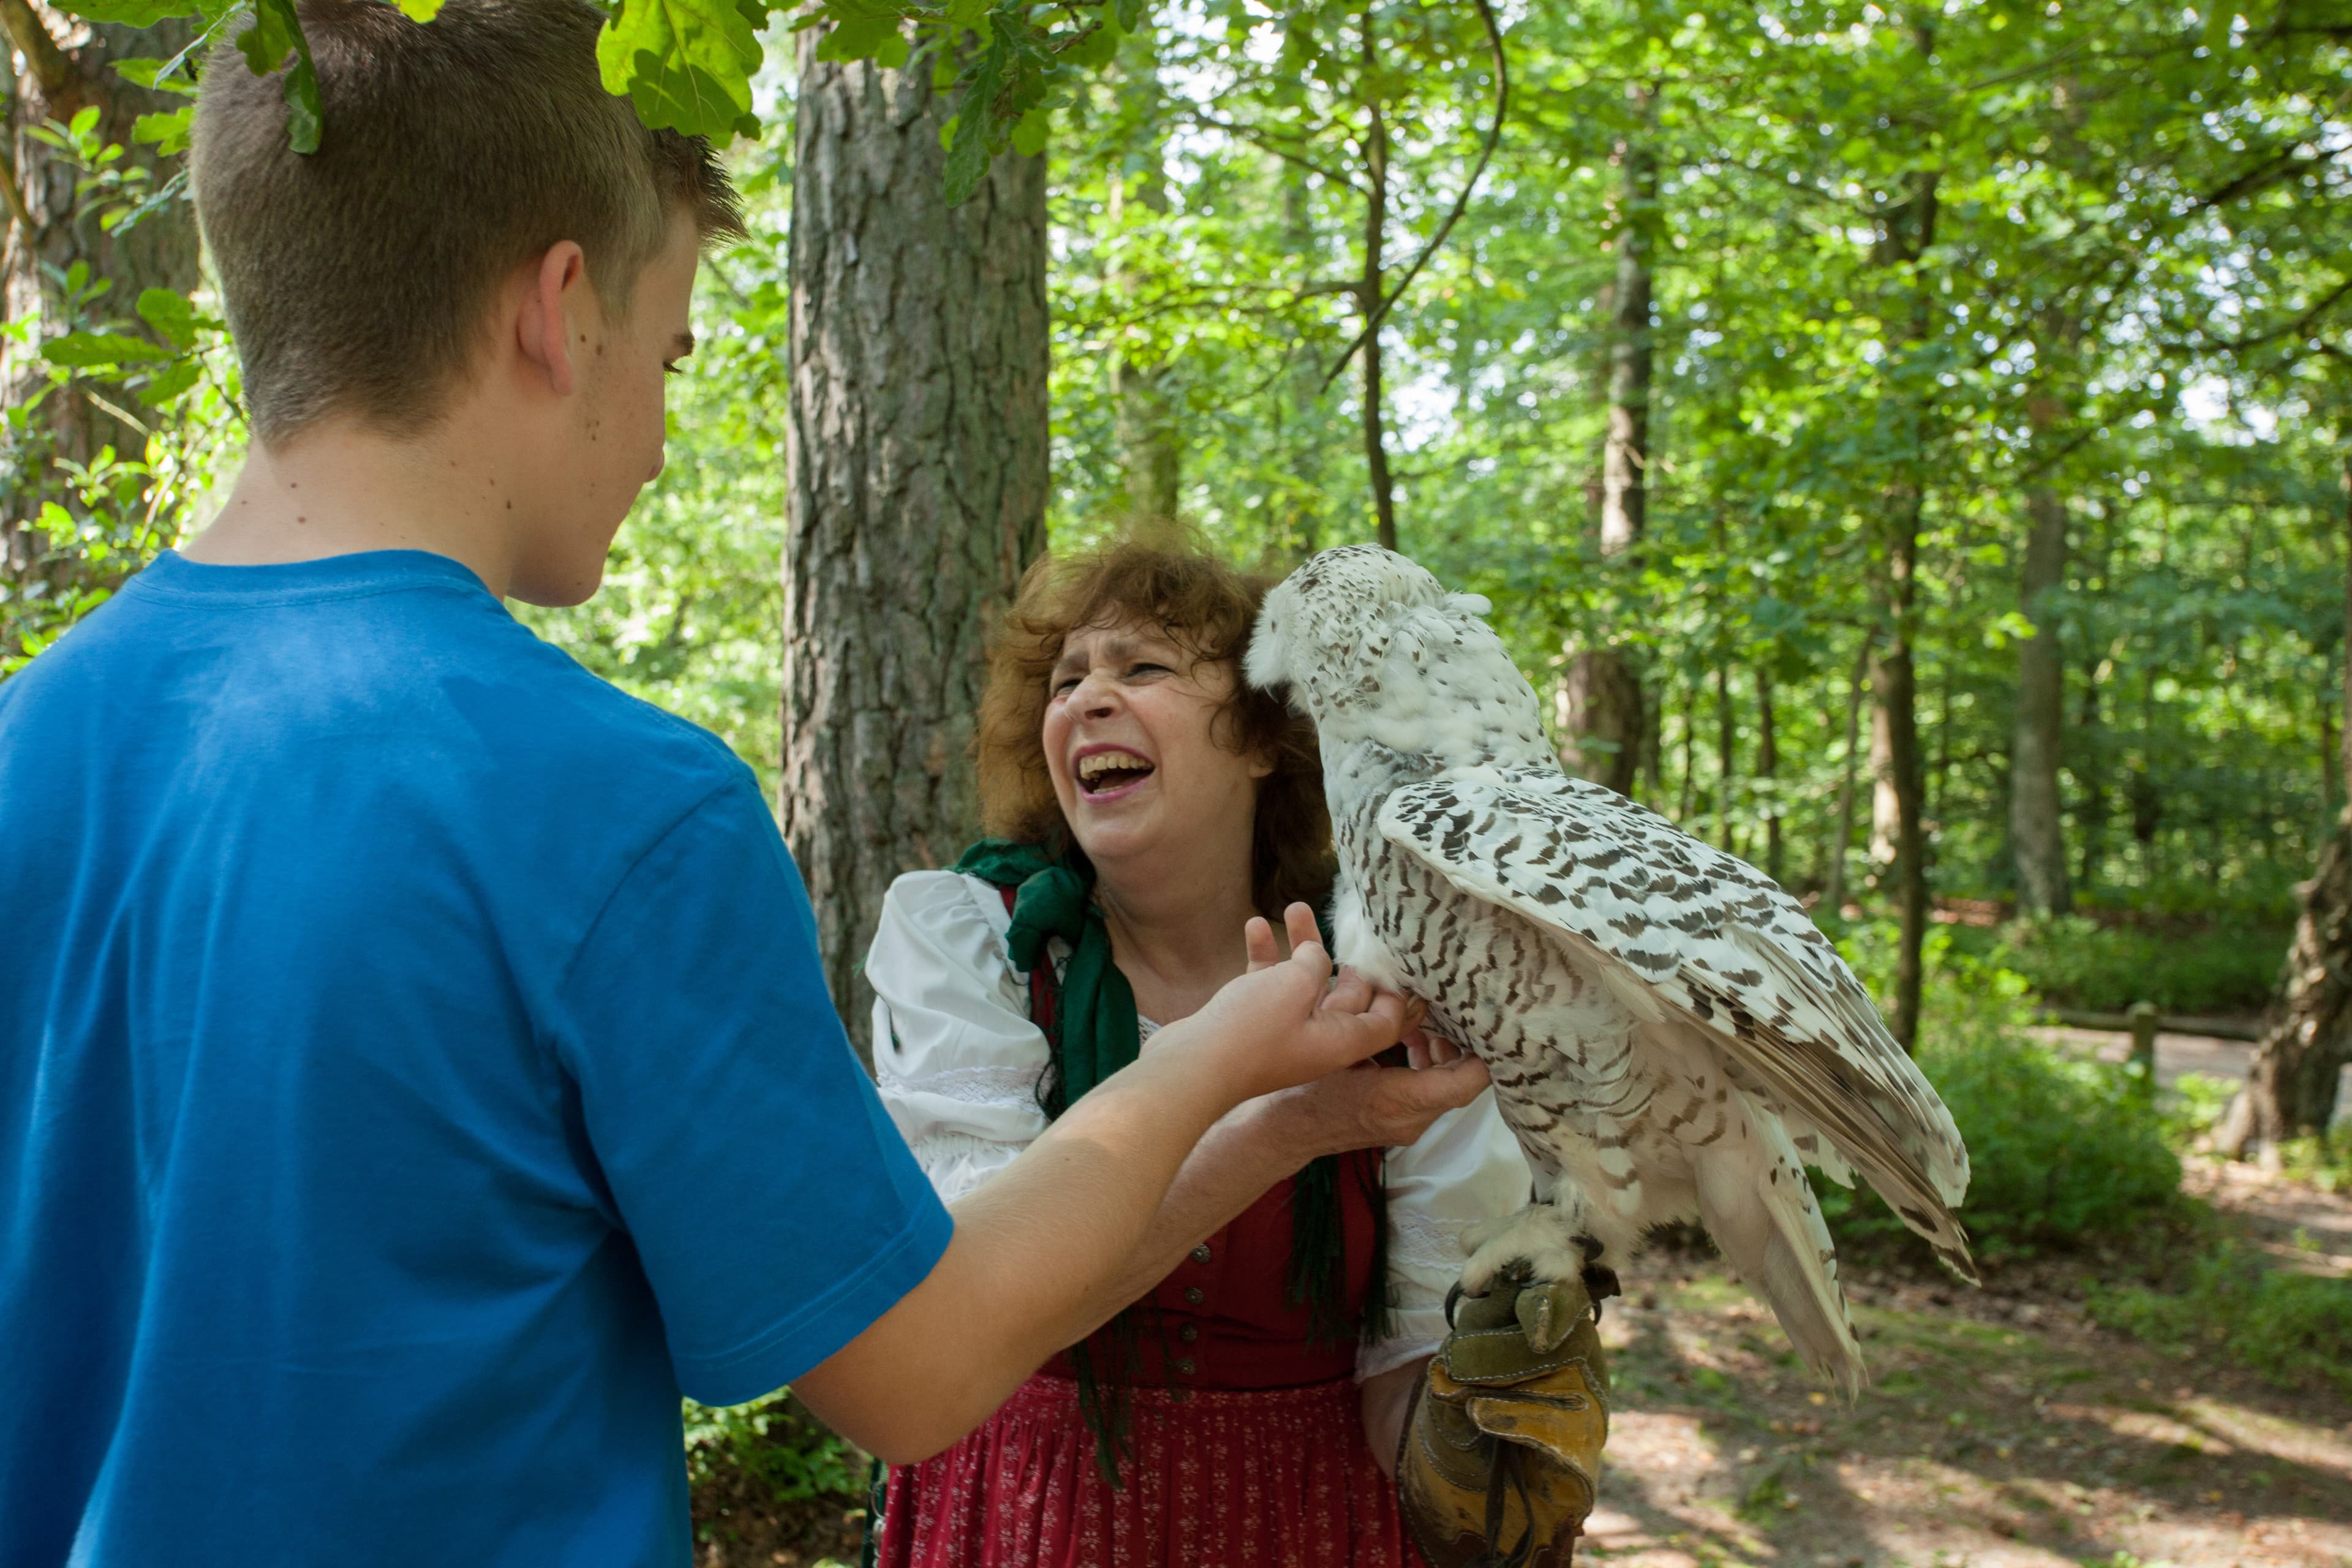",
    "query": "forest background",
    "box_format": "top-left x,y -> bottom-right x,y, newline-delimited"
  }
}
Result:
4,0 -> 2352,1556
